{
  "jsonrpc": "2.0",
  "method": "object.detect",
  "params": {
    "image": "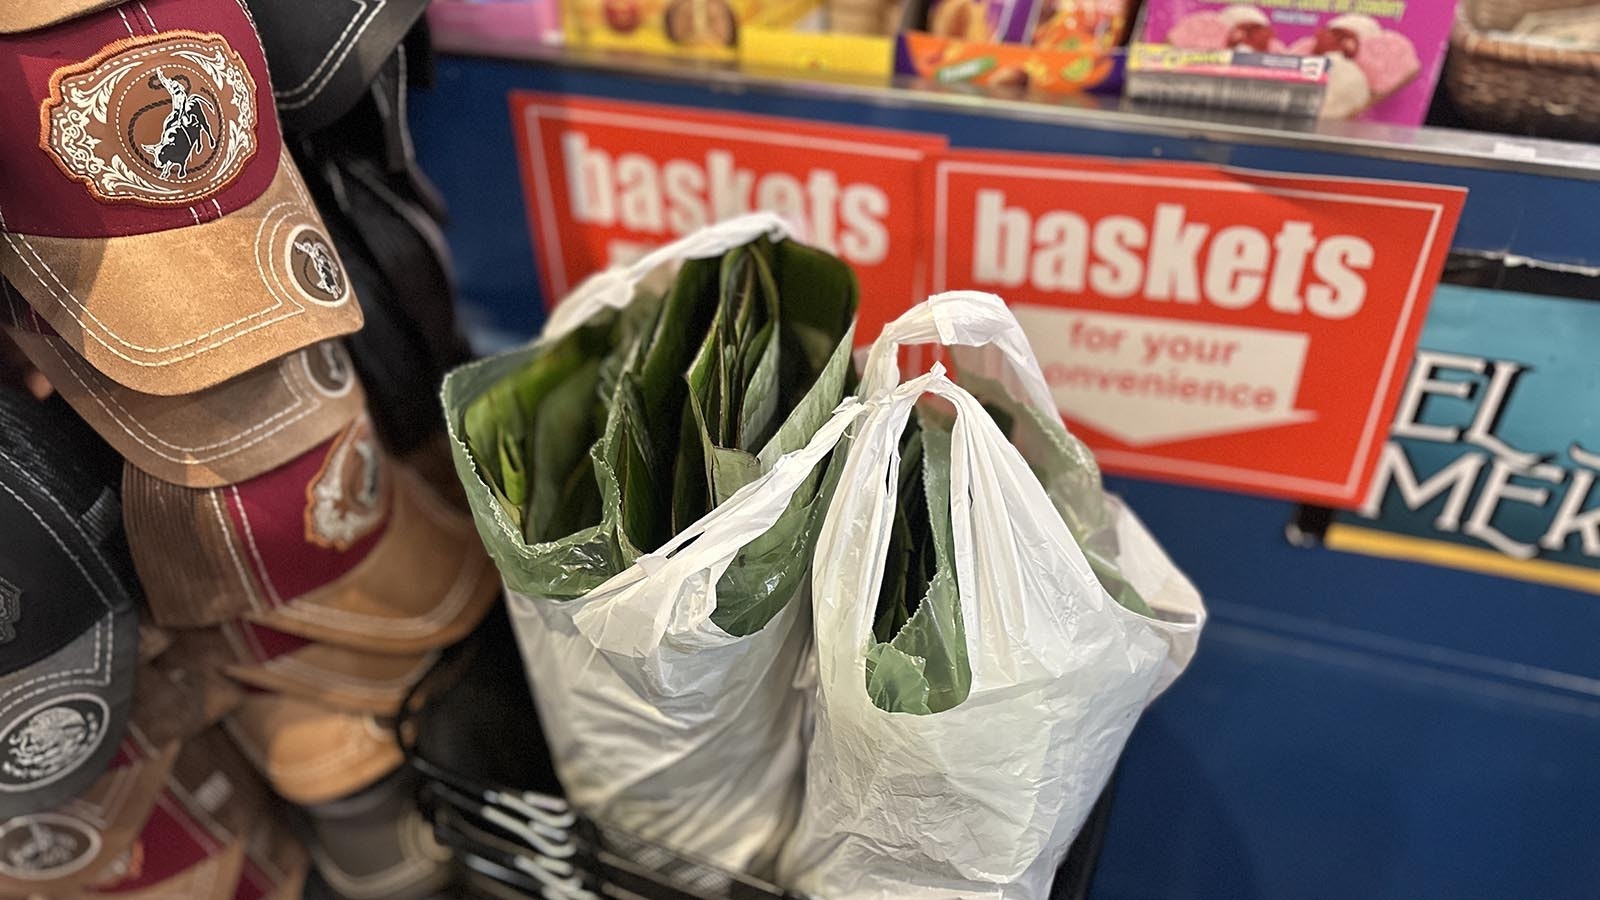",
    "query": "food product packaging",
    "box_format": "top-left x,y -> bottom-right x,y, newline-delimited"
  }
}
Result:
1131,1 -> 1459,123
897,0 -> 1132,93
